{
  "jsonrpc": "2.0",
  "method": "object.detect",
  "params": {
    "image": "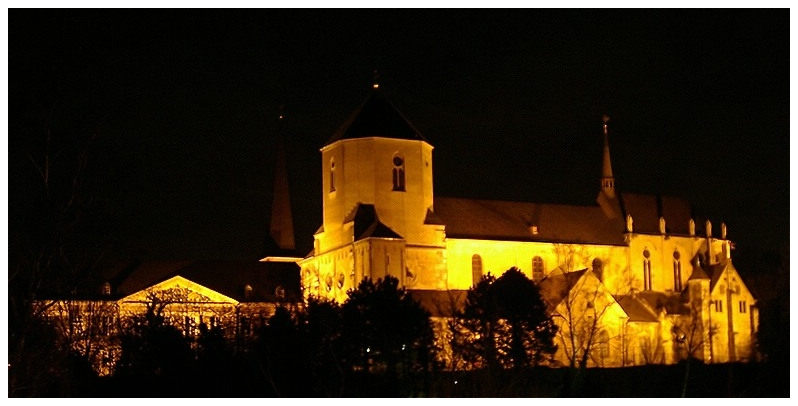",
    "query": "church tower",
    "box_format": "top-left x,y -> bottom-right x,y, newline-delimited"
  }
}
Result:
317,86 -> 436,251
262,108 -> 297,260
596,115 -> 621,219
600,115 -> 616,198
302,84 -> 446,301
